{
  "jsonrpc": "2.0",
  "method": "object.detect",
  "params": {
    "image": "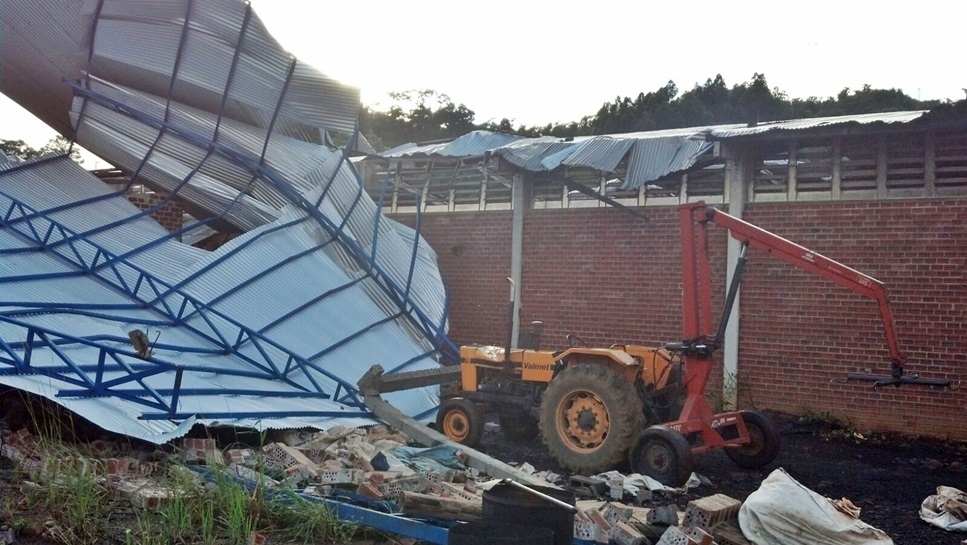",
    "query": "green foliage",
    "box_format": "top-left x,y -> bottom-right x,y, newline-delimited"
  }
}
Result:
361,75 -> 943,149
269,489 -> 356,544
0,135 -> 83,163
360,89 -> 477,150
